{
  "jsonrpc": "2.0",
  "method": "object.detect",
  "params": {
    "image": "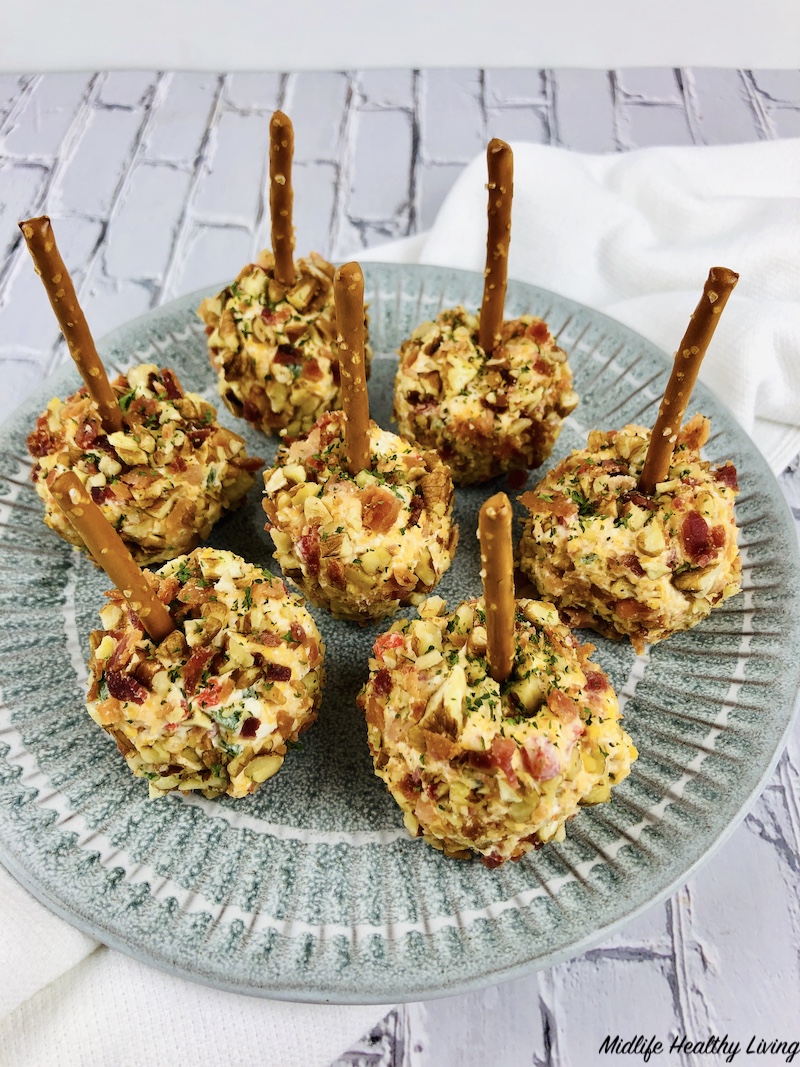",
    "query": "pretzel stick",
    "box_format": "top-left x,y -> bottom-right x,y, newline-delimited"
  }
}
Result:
638,267 -> 739,495
478,139 -> 514,356
335,262 -> 371,475
50,472 -> 174,643
270,111 -> 296,287
479,492 -> 515,684
19,216 -> 123,435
